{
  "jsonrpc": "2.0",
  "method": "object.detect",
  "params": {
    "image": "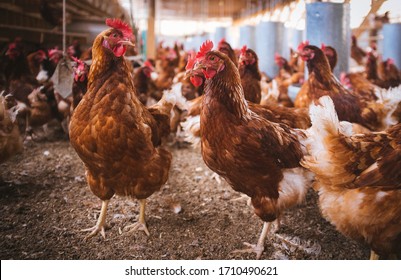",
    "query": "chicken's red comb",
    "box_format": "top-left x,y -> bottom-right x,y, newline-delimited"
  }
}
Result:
218,38 -> 226,46
196,40 -> 214,59
241,45 -> 247,56
297,40 -> 309,52
37,50 -> 47,58
274,52 -> 281,60
105,18 -> 133,39
71,56 -> 83,65
186,52 -> 196,70
321,43 -> 326,51
387,58 -> 394,65
144,60 -> 154,70
340,72 -> 347,83
49,48 -> 62,57
8,42 -> 17,50
167,48 -> 177,60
